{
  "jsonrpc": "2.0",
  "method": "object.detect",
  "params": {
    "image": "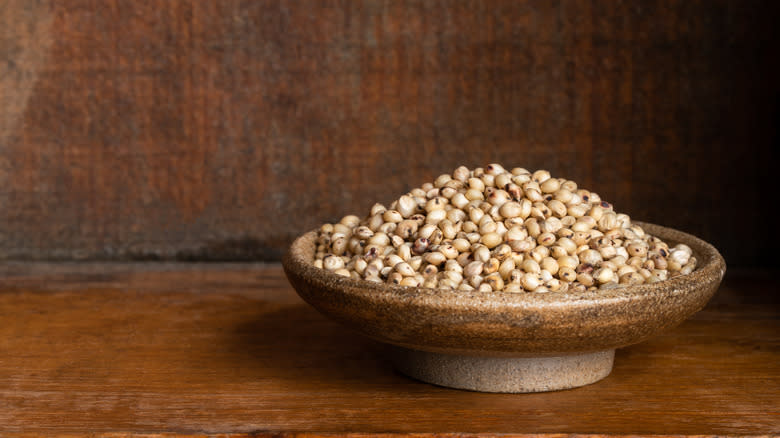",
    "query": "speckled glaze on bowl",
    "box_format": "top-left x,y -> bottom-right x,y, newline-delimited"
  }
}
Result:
282,221 -> 726,392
